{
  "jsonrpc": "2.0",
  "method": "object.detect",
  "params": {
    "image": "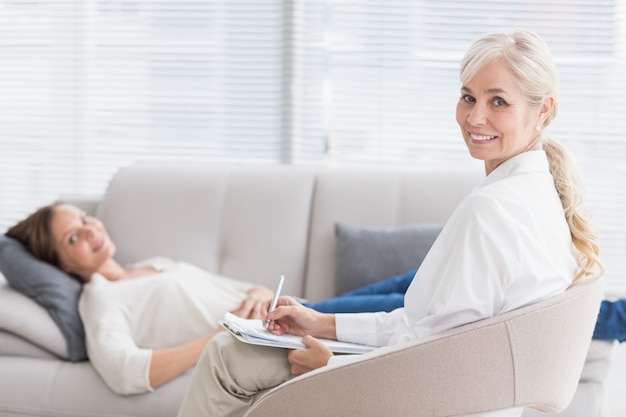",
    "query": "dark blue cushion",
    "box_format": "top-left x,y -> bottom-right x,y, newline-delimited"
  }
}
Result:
335,223 -> 443,295
0,235 -> 87,361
